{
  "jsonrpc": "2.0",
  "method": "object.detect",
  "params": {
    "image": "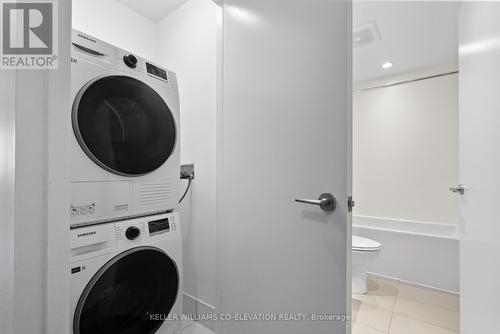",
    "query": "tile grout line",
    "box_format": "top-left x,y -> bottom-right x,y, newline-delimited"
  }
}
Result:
390,309 -> 459,333
352,278 -> 399,333
396,294 -> 460,313
393,277 -> 460,312
355,322 -> 390,334
354,277 -> 459,334
181,321 -> 195,332
386,281 -> 401,334
393,290 -> 459,333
